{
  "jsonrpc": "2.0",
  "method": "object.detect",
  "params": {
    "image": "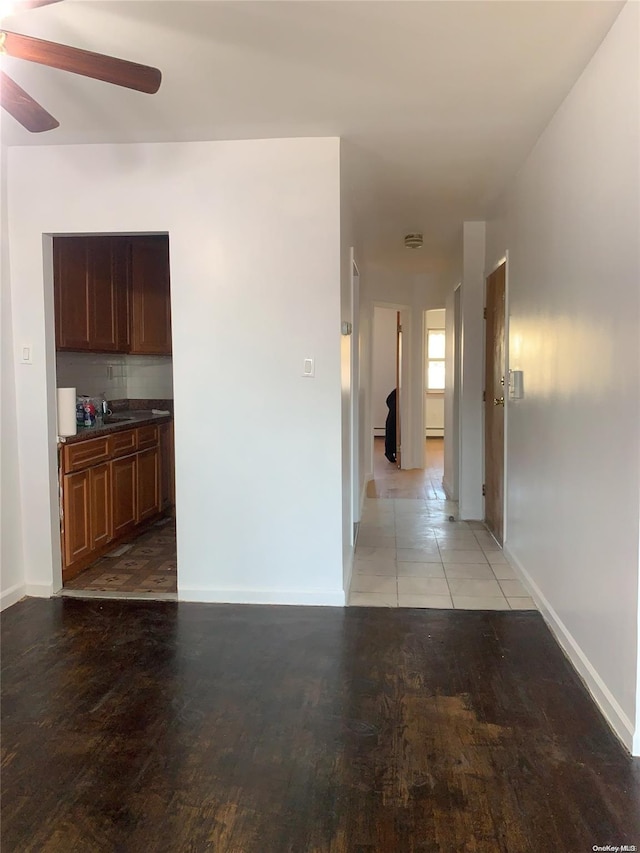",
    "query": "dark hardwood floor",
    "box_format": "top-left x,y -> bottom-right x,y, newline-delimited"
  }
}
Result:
2,598 -> 639,852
